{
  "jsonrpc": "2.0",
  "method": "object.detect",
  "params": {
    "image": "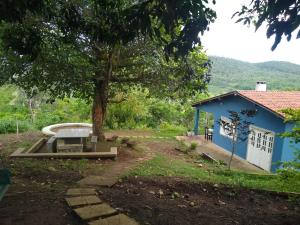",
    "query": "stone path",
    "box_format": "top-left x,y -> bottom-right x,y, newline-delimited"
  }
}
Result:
78,156 -> 153,187
65,188 -> 139,225
65,134 -> 166,224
